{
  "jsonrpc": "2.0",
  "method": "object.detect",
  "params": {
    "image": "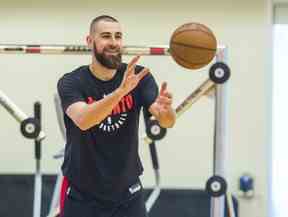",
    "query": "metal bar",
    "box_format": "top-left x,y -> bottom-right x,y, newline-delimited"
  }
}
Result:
210,46 -> 229,217
34,102 -> 42,160
0,89 -> 28,122
54,94 -> 66,140
0,44 -> 225,56
46,94 -> 66,217
33,102 -> 42,217
143,78 -> 215,144
142,108 -> 161,212
145,169 -> 161,212
226,192 -> 236,217
47,172 -> 63,217
33,172 -> 42,217
0,89 -> 46,141
145,142 -> 161,213
0,44 -> 169,55
175,79 -> 215,118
